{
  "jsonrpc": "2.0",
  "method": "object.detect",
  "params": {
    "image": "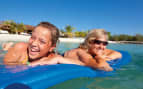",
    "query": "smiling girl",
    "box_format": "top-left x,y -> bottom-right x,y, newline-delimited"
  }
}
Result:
3,22 -> 84,66
64,29 -> 122,71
